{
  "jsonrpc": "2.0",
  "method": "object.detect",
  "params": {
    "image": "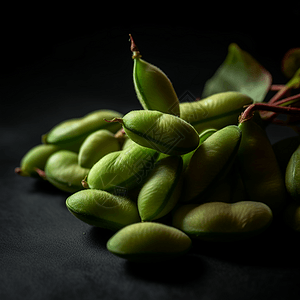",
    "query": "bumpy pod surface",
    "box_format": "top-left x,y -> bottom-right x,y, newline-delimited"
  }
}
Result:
172,201 -> 273,241
45,150 -> 89,193
15,144 -> 60,177
238,119 -> 287,214
119,110 -> 200,156
66,189 -> 140,231
285,145 -> 300,202
43,110 -> 122,152
85,142 -> 159,193
78,129 -> 121,169
180,91 -> 253,133
138,156 -> 183,221
183,125 -> 242,203
106,222 -> 192,262
132,43 -> 180,116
